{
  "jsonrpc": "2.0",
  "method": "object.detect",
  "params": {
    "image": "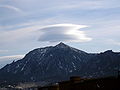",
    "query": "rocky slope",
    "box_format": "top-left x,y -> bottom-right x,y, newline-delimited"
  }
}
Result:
0,42 -> 119,84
